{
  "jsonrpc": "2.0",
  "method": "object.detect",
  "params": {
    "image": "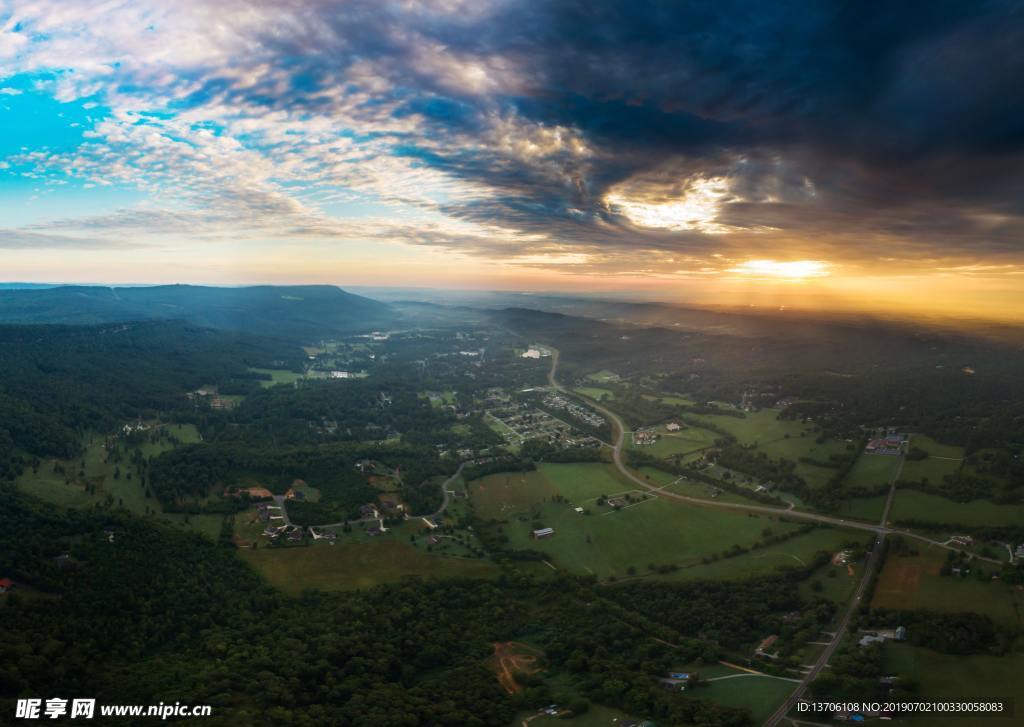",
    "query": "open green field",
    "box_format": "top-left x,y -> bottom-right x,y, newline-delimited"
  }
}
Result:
238,539 -> 499,593
657,394 -> 697,407
900,435 -> 964,484
830,494 -> 887,522
472,470 -> 560,520
884,644 -> 1024,726
687,409 -> 853,489
472,463 -> 868,581
585,369 -> 620,383
891,489 -> 1024,527
574,386 -> 614,401
798,558 -> 862,605
693,674 -> 796,724
250,367 -> 305,387
871,543 -> 1022,629
843,452 -> 901,491
635,466 -> 762,505
627,425 -> 719,458
16,425 -> 225,541
665,528 -> 869,583
688,409 -> 808,445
